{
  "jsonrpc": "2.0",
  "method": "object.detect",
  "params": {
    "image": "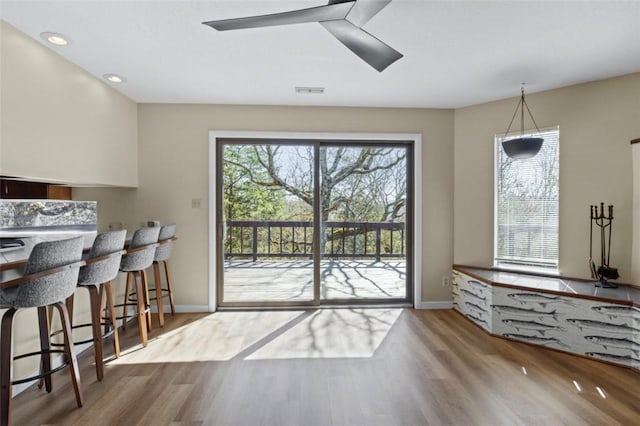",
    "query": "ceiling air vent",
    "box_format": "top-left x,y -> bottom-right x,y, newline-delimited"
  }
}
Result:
295,86 -> 325,94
